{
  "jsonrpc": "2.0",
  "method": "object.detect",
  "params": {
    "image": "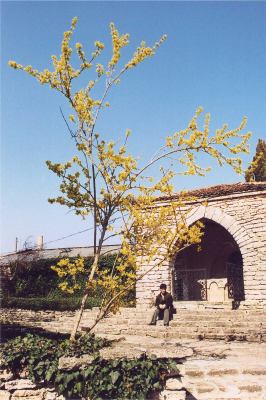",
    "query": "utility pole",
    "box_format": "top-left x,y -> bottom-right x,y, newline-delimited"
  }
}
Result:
36,235 -> 44,250
15,237 -> 18,252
